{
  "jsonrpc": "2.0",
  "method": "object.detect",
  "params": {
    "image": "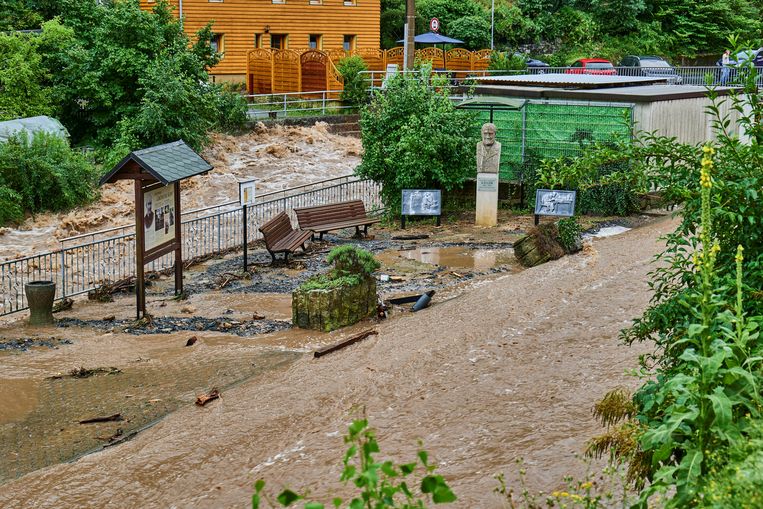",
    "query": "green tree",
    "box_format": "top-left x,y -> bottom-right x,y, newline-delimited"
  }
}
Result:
356,68 -> 477,213
0,31 -> 52,120
448,15 -> 490,50
337,55 -> 370,108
